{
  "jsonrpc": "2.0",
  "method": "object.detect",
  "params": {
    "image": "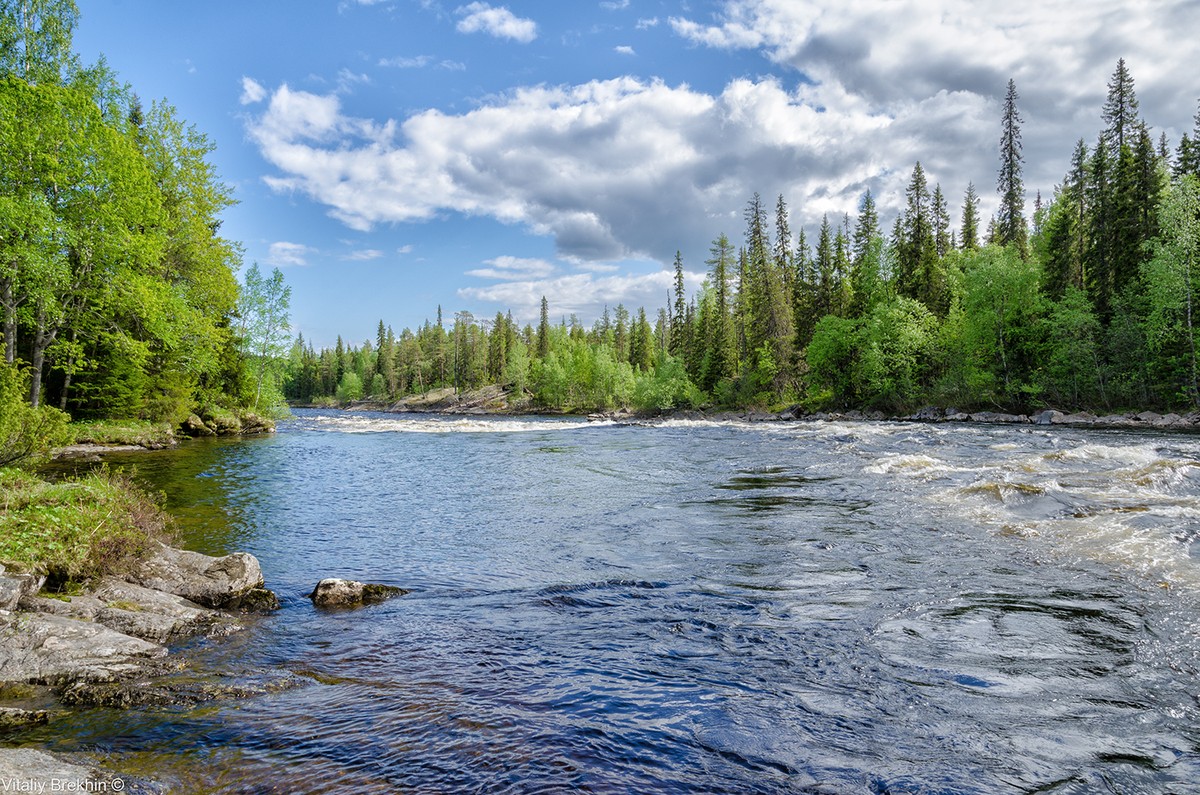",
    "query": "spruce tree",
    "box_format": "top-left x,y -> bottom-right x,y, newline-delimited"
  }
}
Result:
896,162 -> 938,308
773,194 -> 793,291
1086,136 -> 1115,319
960,182 -> 980,252
850,191 -> 883,316
932,184 -> 951,259
536,296 -> 550,358
701,234 -> 737,391
1101,58 -> 1140,154
670,251 -> 686,357
996,78 -> 1028,255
